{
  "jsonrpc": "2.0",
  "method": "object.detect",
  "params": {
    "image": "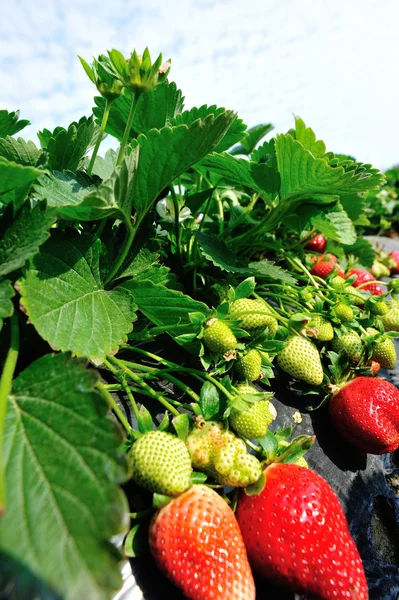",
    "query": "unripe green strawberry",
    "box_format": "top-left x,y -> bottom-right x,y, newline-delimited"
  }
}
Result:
234,349 -> 262,381
381,304 -> 399,332
370,301 -> 389,316
309,316 -> 334,341
230,384 -> 277,438
329,275 -> 346,289
367,332 -> 397,368
277,336 -> 323,385
279,440 -> 308,468
334,303 -> 354,323
130,430 -> 192,496
186,421 -> 262,487
211,283 -> 230,304
229,401 -> 276,439
230,298 -> 278,337
202,319 -> 237,356
346,286 -> 365,306
332,332 -> 363,364
330,276 -> 364,305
